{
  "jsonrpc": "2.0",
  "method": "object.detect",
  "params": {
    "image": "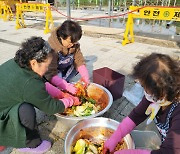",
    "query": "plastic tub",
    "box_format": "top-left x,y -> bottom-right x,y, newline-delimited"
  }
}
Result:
93,67 -> 125,100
